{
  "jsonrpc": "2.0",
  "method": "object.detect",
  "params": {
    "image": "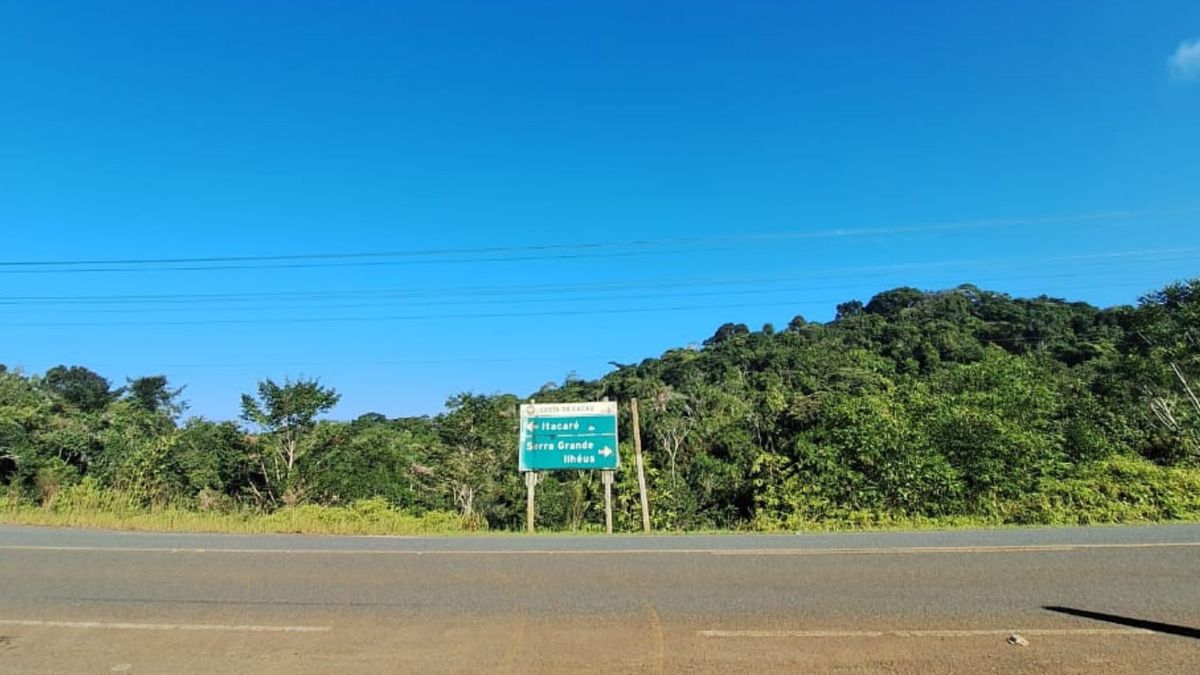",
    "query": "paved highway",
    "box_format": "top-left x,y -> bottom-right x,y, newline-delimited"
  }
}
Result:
1,524 -> 1198,673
